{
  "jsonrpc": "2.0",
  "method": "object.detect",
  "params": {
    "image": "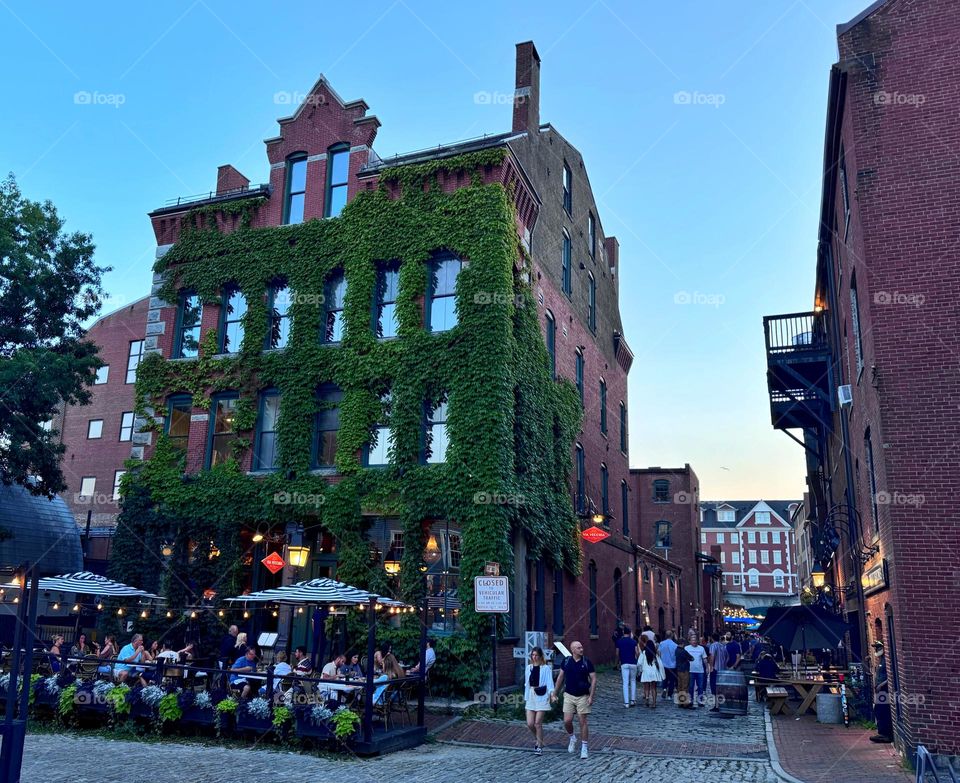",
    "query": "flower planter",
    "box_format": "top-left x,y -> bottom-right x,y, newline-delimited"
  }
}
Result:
234,712 -> 273,736
130,702 -> 154,719
180,706 -> 215,727
295,713 -> 335,740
